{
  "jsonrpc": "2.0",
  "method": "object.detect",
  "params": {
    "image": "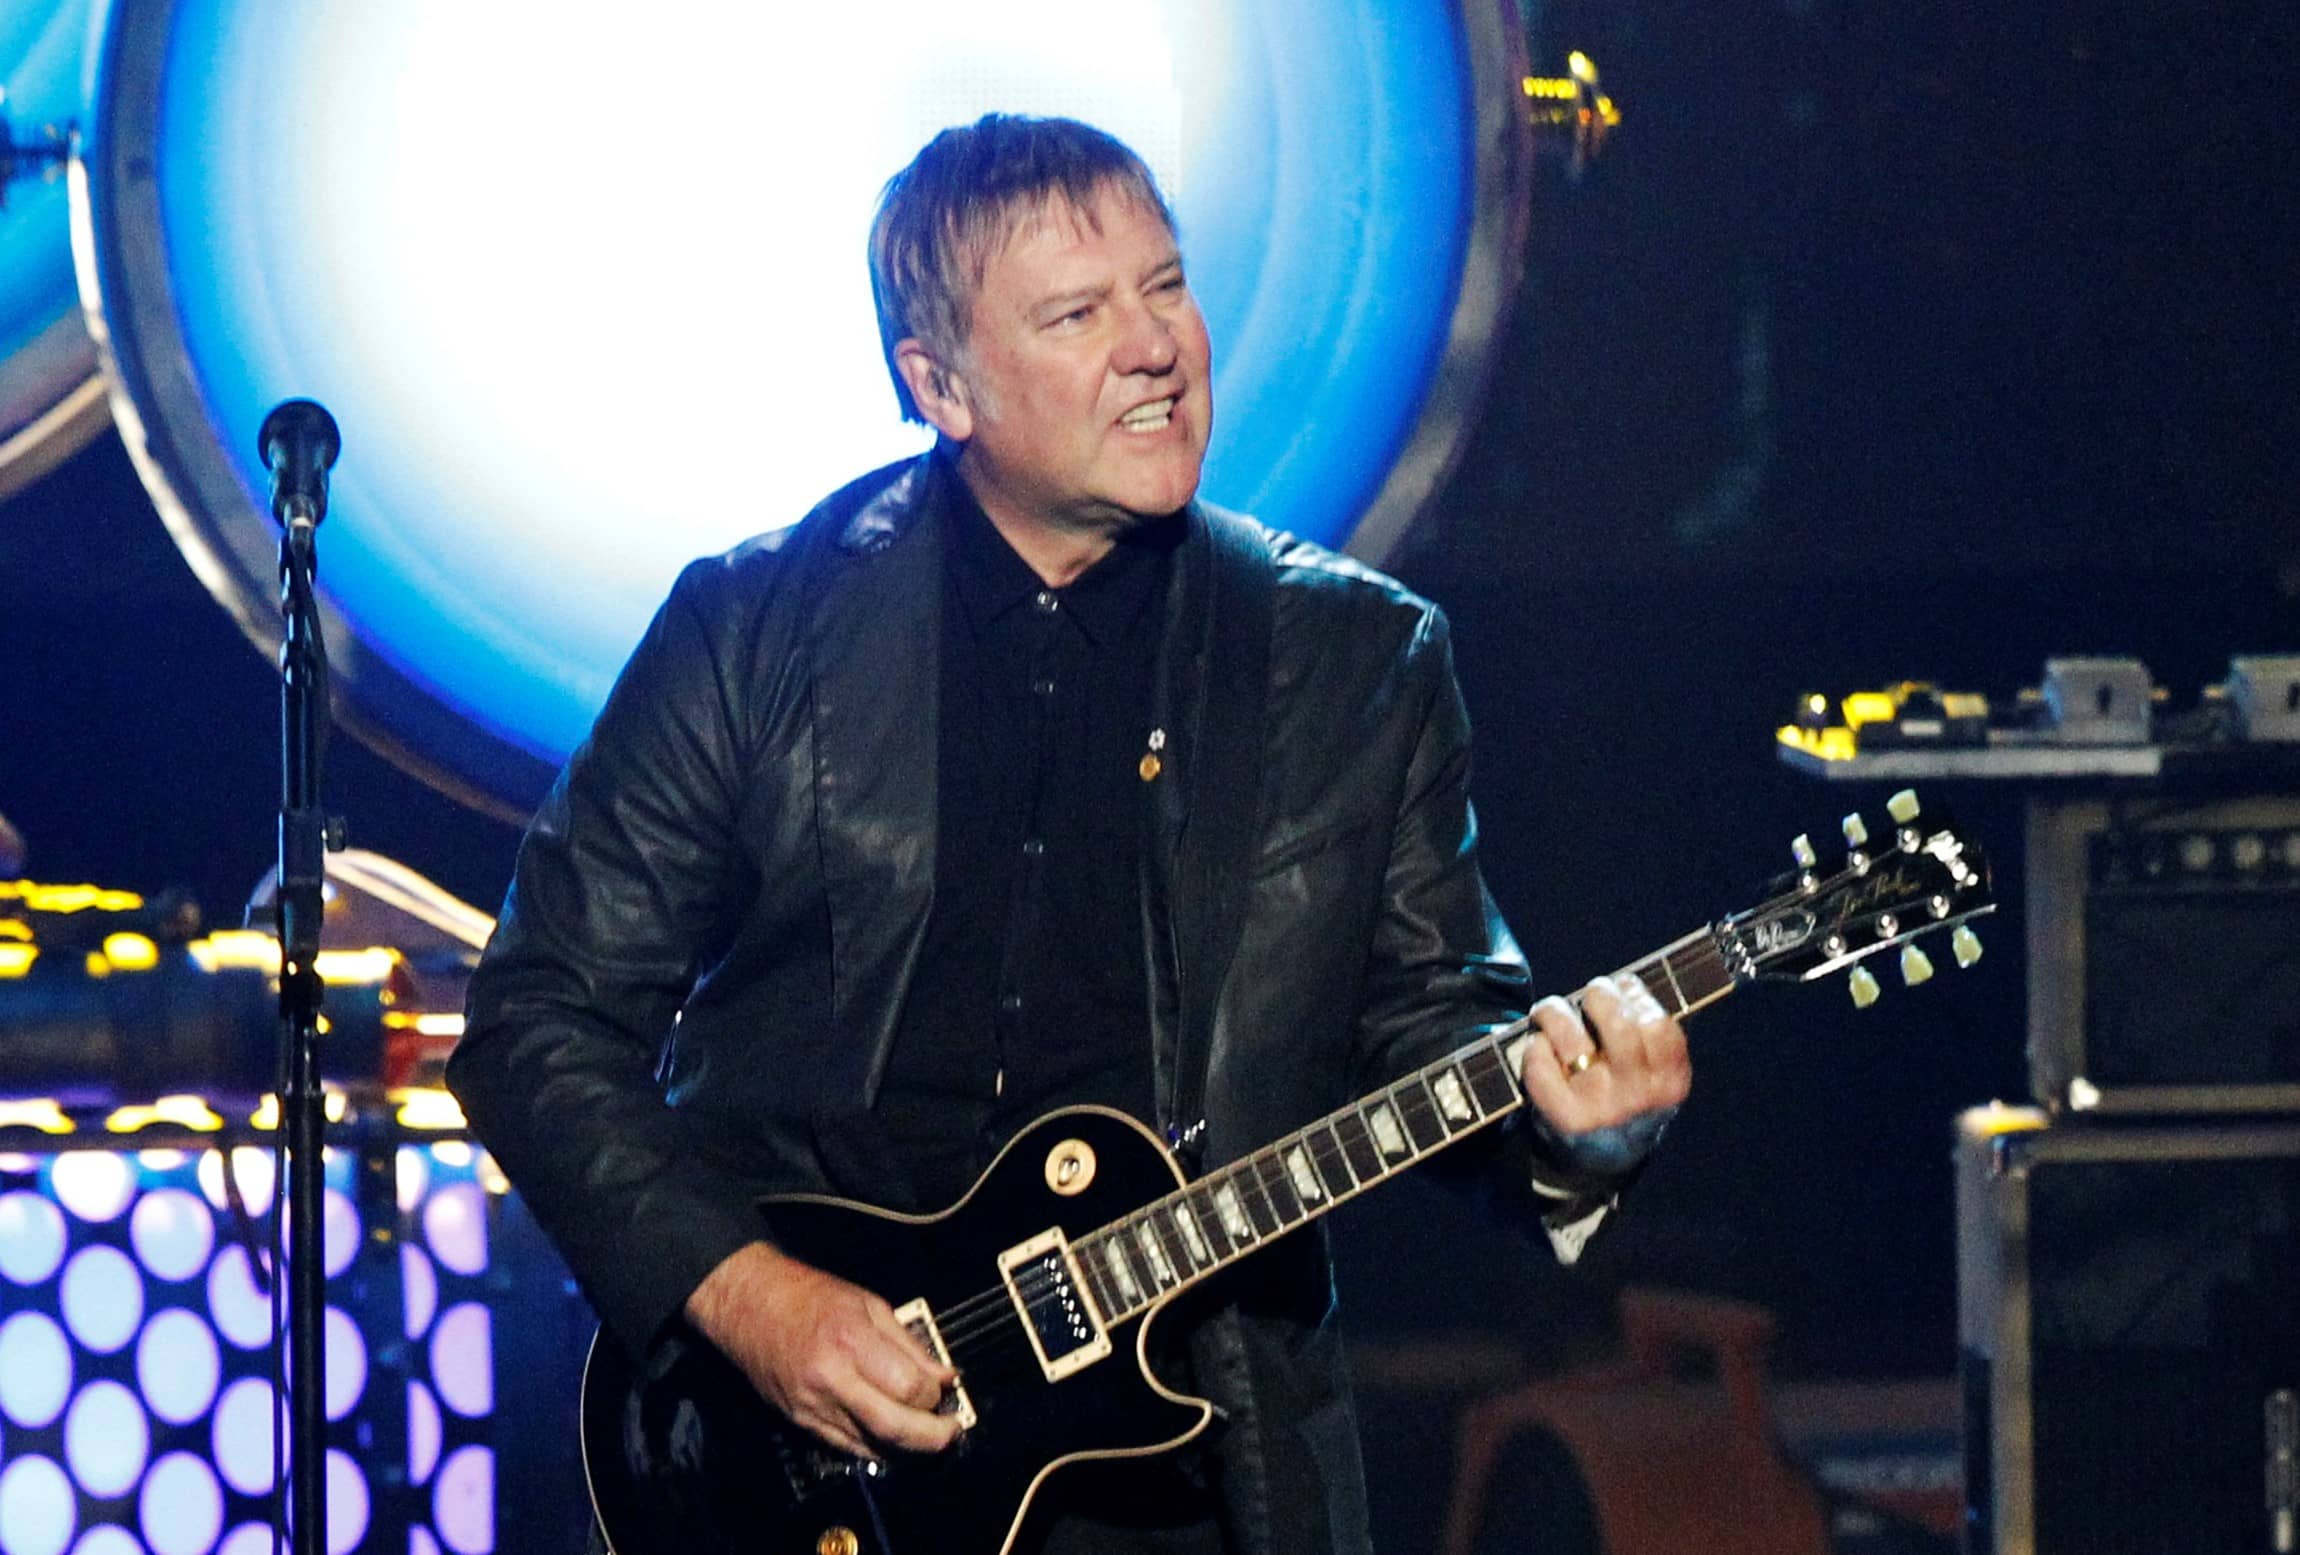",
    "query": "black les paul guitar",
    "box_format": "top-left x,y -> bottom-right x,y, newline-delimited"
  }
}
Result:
579,791 -> 1993,1555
